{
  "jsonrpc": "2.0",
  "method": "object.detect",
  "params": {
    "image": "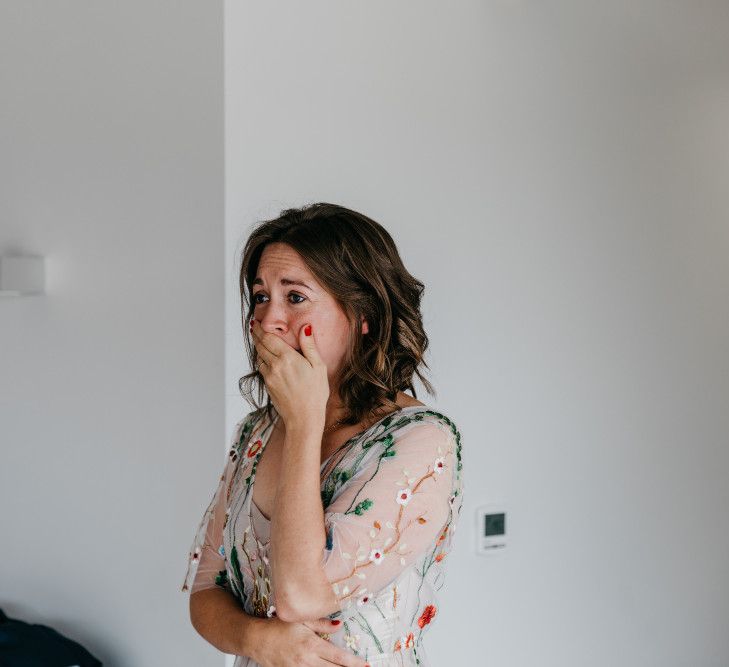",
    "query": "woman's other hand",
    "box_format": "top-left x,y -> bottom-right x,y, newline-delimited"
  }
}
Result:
252,616 -> 370,667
